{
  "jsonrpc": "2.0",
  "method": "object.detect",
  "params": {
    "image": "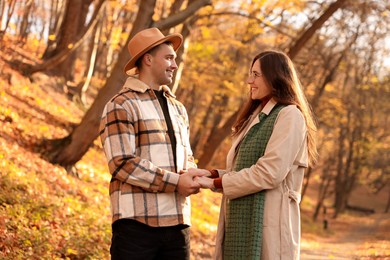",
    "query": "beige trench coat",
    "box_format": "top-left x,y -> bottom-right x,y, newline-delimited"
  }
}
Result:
214,99 -> 308,260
